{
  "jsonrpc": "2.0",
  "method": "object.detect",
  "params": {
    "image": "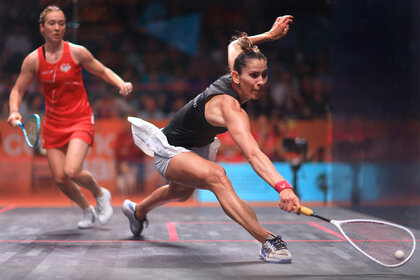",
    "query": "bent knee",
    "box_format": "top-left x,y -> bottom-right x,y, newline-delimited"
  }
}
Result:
205,165 -> 232,192
52,174 -> 73,192
63,166 -> 81,180
51,171 -> 68,186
